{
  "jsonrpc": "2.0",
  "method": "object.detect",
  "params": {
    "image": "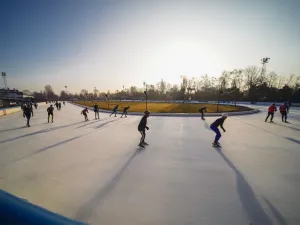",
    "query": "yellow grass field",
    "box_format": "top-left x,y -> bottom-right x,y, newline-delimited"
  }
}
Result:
75,101 -> 251,113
